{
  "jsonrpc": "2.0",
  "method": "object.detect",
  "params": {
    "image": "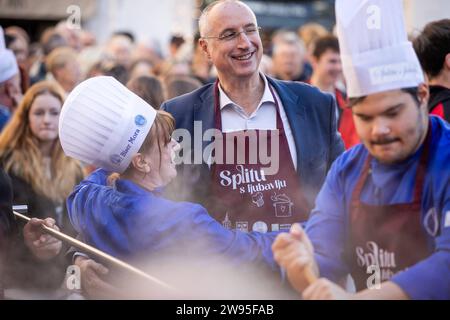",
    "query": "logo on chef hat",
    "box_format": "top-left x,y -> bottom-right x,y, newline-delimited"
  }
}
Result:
110,154 -> 122,165
135,115 -> 147,127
